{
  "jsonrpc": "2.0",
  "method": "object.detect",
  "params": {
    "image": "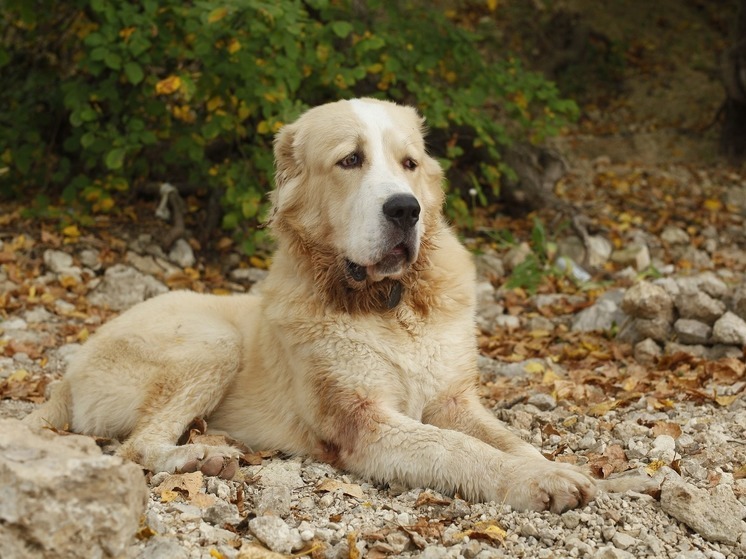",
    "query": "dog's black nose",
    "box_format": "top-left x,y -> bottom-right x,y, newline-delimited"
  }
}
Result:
383,193 -> 420,230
